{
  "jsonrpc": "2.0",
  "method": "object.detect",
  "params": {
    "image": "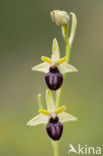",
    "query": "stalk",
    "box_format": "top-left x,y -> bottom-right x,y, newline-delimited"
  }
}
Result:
52,141 -> 59,156
54,13 -> 77,156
